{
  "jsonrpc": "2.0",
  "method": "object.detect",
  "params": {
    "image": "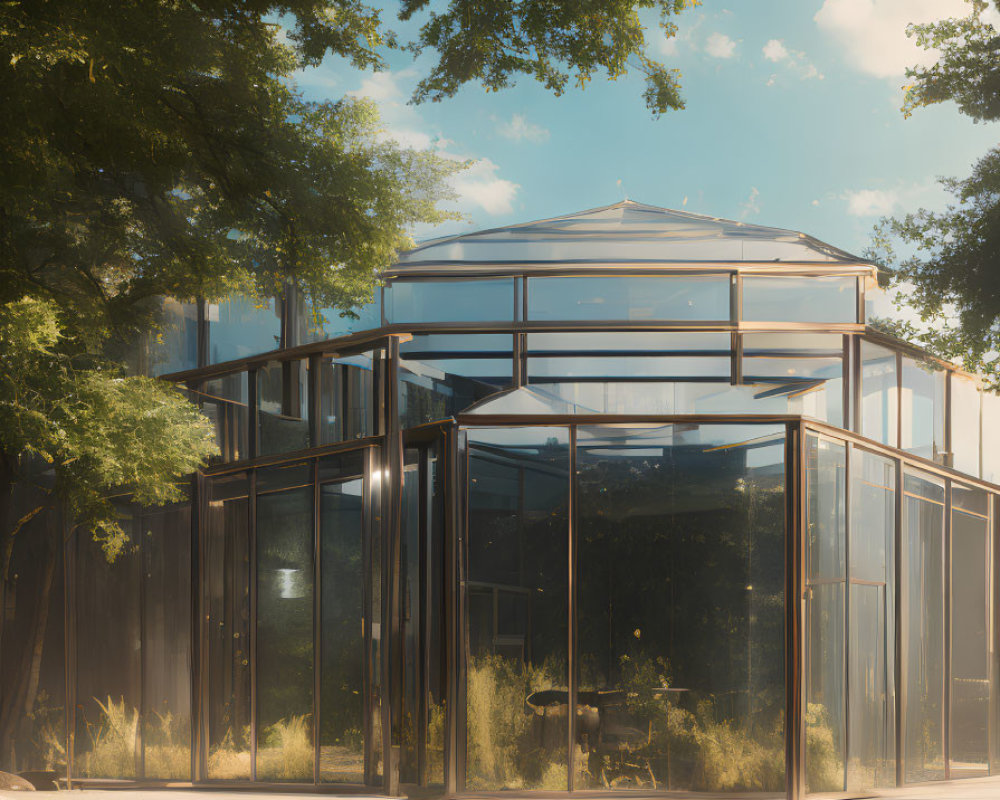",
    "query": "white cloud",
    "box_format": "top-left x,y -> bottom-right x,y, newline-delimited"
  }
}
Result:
705,32 -> 737,59
815,0 -> 972,78
766,74 -> 776,87
740,187 -> 761,219
496,113 -> 550,143
763,39 -> 789,62
658,35 -> 679,57
845,188 -> 899,216
450,158 -> 519,215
